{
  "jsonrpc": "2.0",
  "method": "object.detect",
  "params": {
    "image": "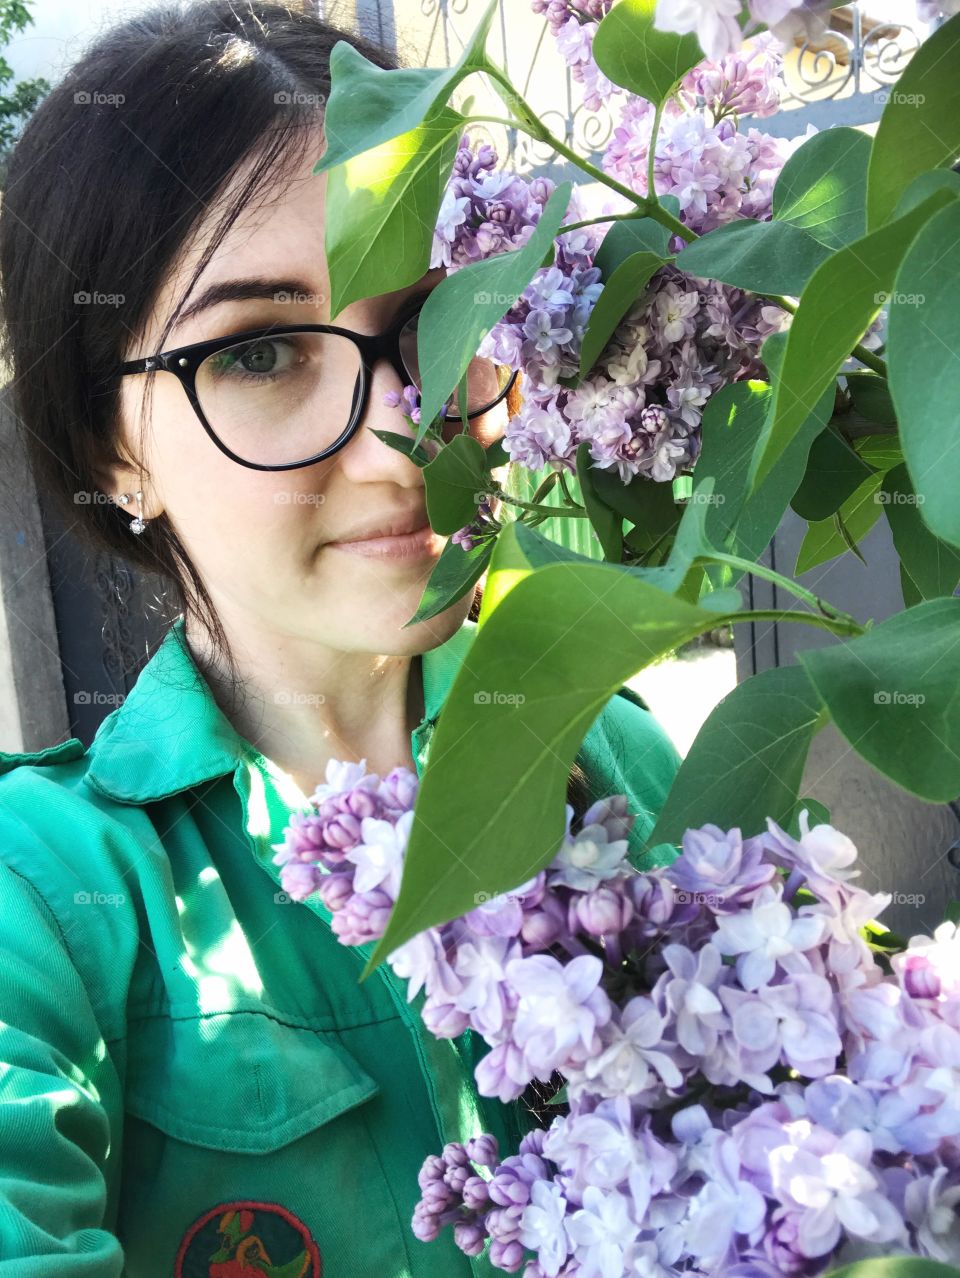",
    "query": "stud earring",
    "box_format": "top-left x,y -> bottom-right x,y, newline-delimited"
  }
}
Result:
118,490 -> 148,534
